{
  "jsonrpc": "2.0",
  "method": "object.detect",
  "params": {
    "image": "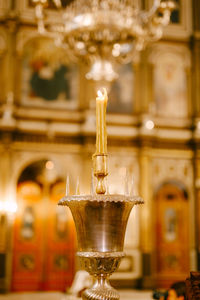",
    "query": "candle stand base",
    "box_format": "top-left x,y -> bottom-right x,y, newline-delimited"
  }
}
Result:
59,195 -> 143,300
79,252 -> 124,300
